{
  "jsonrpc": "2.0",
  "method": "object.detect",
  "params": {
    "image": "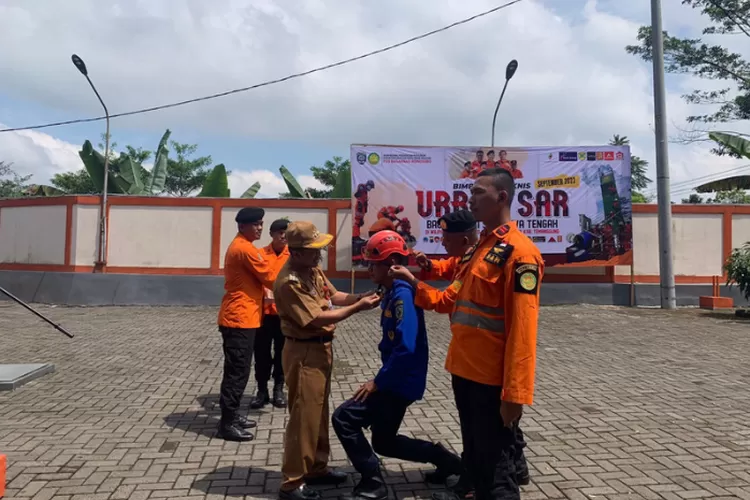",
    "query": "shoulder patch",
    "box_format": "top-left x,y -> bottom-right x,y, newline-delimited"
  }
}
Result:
394,300 -> 404,321
459,243 -> 478,264
484,241 -> 514,266
287,273 -> 299,283
514,262 -> 539,294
